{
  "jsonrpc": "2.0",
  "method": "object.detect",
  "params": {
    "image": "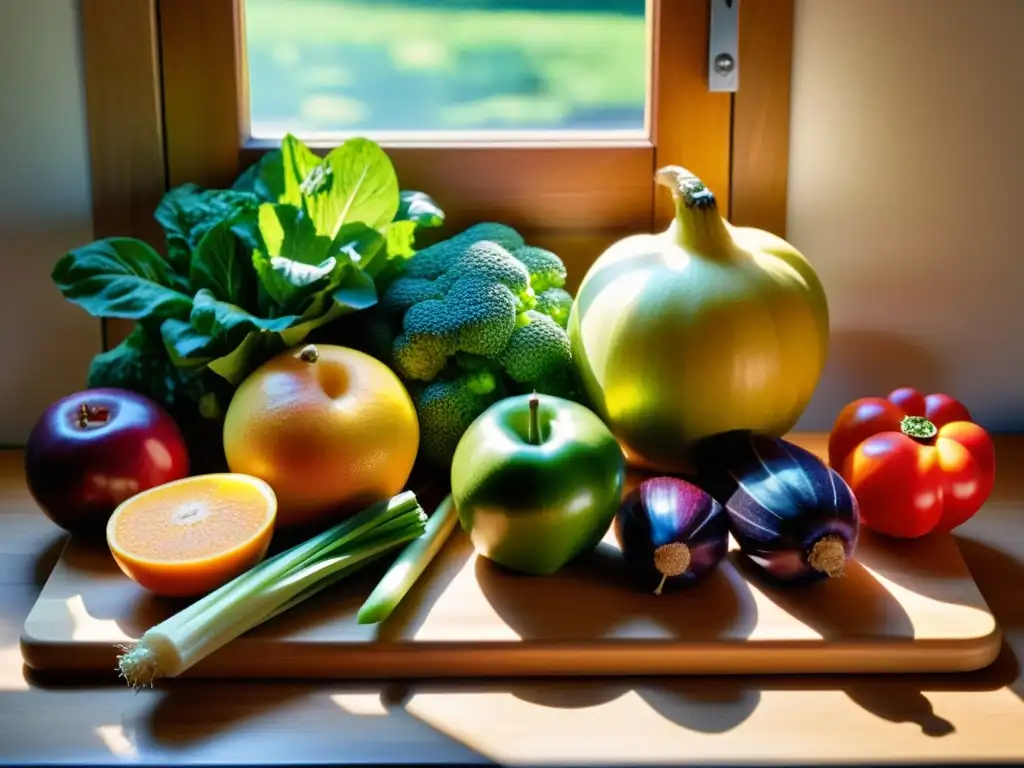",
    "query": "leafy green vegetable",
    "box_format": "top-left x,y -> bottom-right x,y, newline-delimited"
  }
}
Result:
155,185 -> 259,274
52,238 -> 193,321
88,323 -> 210,413
396,190 -> 445,229
189,218 -> 258,307
51,133 -> 446,466
295,138 -> 400,237
232,149 -> 285,202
